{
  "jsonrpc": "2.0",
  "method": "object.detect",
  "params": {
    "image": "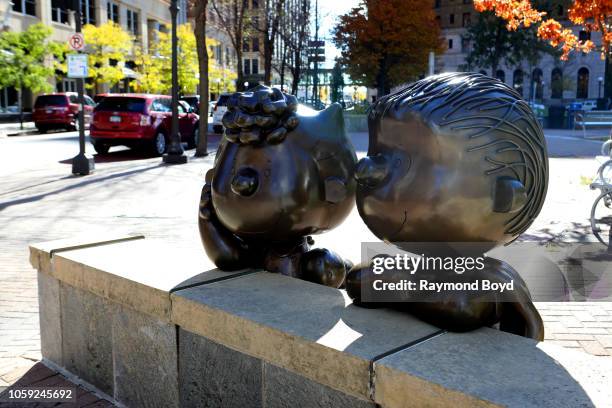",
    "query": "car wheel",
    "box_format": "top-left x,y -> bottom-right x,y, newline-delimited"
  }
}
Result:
187,126 -> 199,149
152,131 -> 167,156
213,125 -> 223,134
37,126 -> 47,134
93,142 -> 110,155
